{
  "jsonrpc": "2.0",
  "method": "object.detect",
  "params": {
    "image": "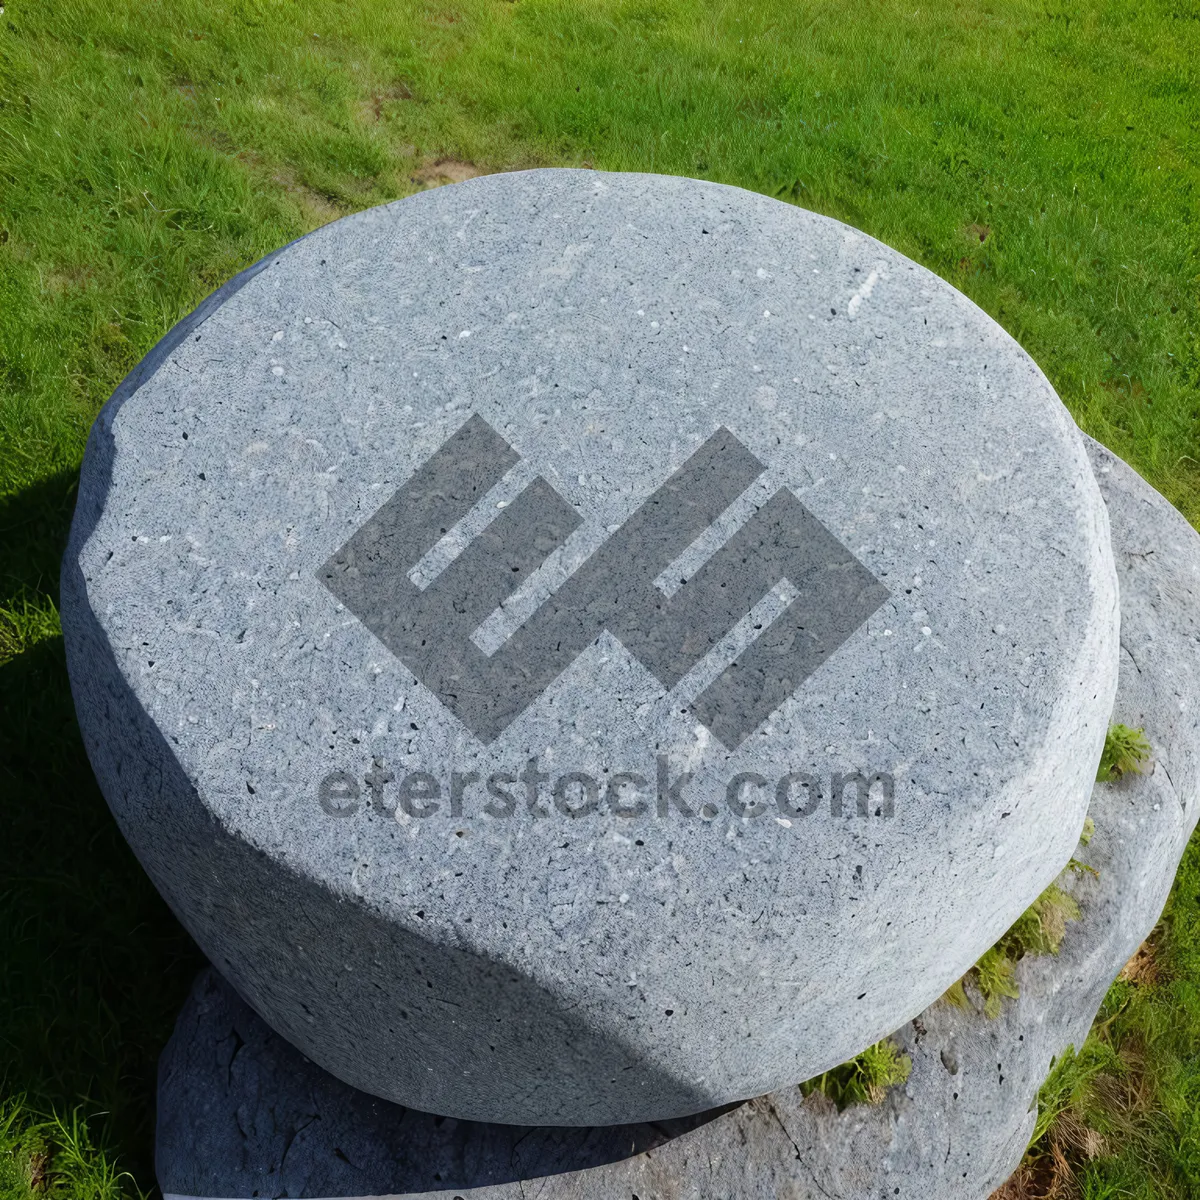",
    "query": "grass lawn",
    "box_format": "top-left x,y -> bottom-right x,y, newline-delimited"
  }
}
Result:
1,0 -> 1196,1195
